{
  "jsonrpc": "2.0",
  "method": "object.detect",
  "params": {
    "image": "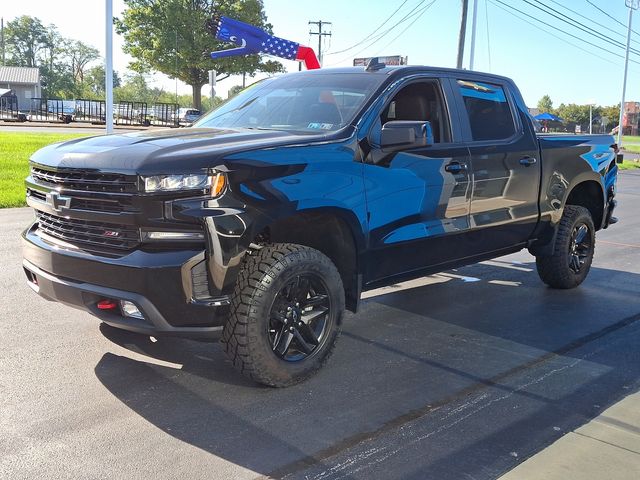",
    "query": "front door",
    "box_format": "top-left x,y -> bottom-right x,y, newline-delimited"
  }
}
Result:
362,78 -> 472,284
